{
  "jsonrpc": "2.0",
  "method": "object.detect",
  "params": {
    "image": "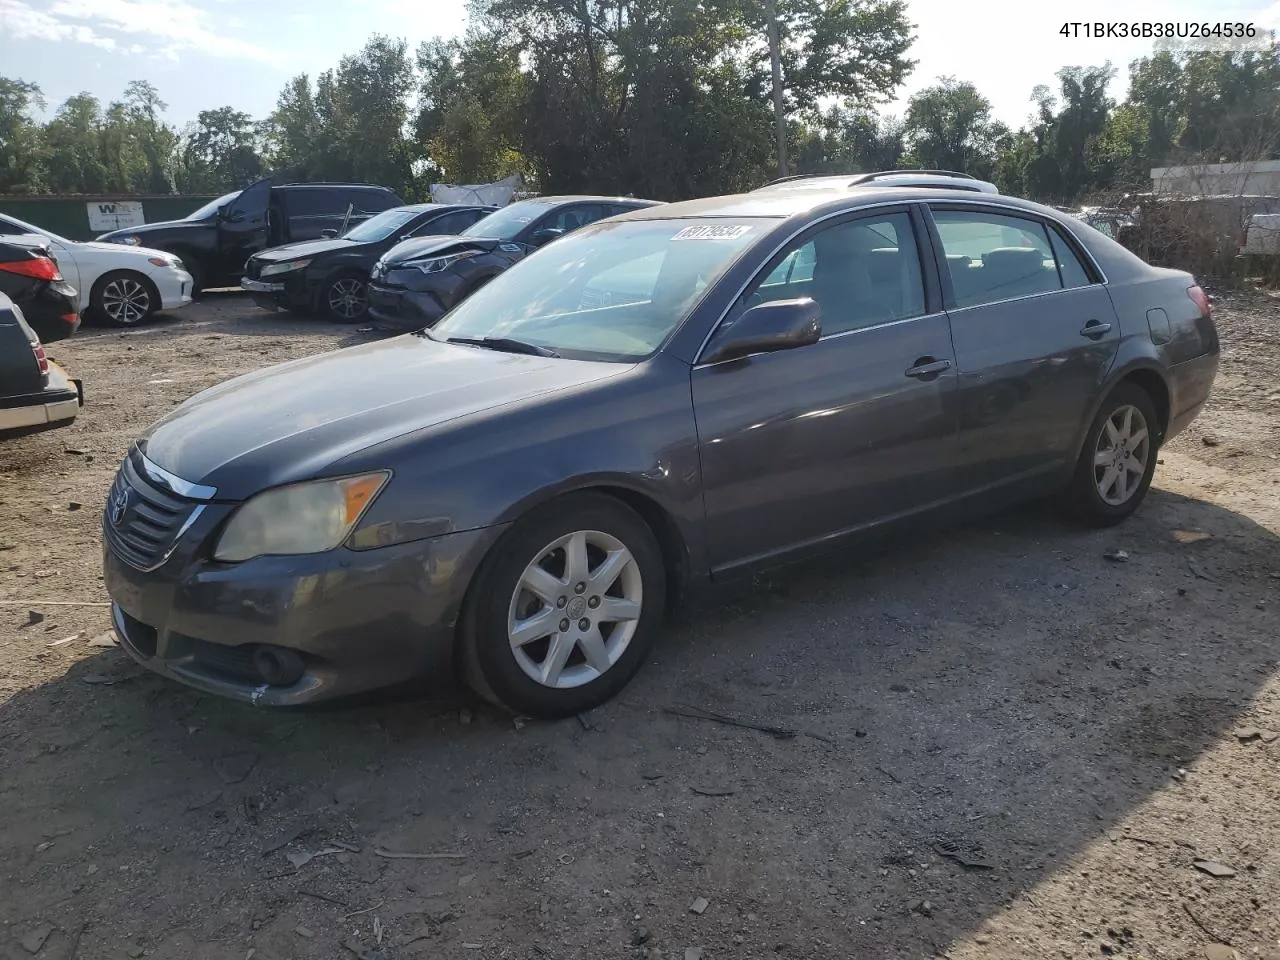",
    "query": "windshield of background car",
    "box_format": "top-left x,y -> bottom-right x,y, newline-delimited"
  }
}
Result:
186,191 -> 240,221
460,199 -> 554,241
343,208 -> 420,243
430,218 -> 770,362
